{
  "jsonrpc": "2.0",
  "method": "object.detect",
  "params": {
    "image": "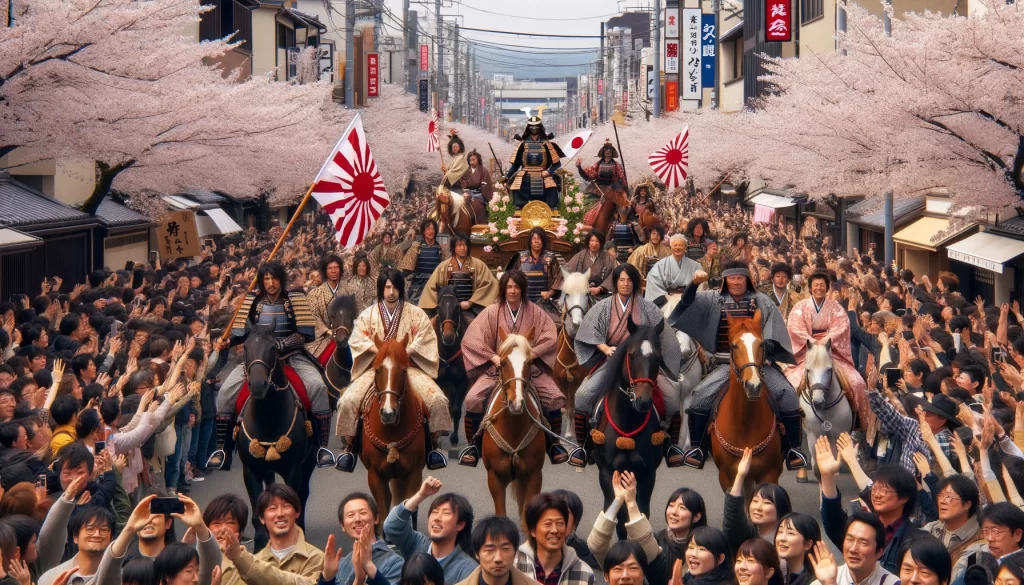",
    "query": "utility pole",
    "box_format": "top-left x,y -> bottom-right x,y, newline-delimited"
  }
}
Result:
653,0 -> 661,117
345,0 -> 354,108
712,0 -> 720,108
404,0 -> 412,93
464,45 -> 471,123
882,0 -> 894,265
453,25 -> 461,122
599,22 -> 605,123
435,0 -> 444,105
